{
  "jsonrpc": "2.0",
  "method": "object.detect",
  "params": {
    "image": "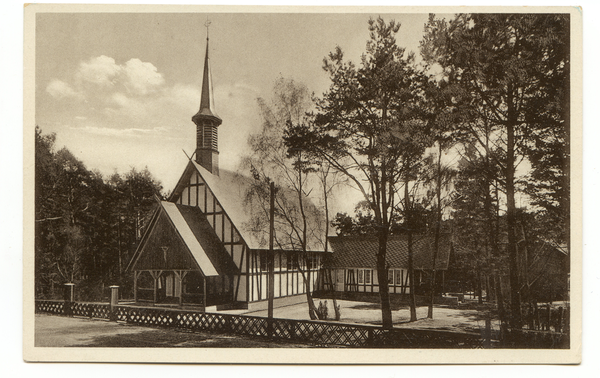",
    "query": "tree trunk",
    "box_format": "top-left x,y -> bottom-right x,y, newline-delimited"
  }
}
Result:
295,152 -> 318,320
377,230 -> 393,329
496,275 -> 506,330
322,170 -> 341,321
298,266 -> 318,319
405,177 -> 417,322
506,96 -> 522,329
428,142 -> 443,319
477,272 -> 483,304
519,223 -> 531,306
483,118 -> 498,304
